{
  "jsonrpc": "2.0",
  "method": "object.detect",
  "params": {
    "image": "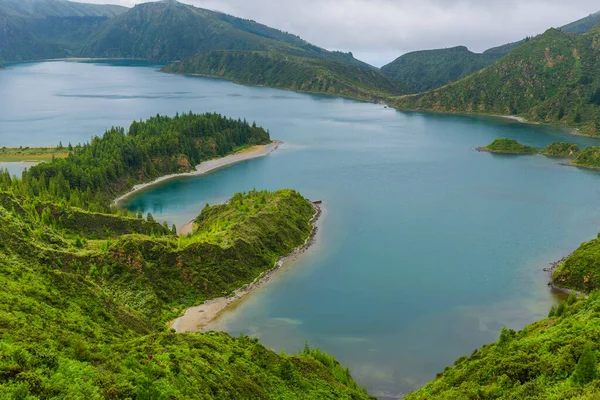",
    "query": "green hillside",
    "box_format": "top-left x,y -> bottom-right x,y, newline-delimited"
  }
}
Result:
562,11 -> 600,34
553,235 -> 600,293
0,188 -> 373,399
162,50 -> 407,101
381,46 -> 499,93
406,292 -> 600,399
382,10 -> 600,94
393,25 -> 600,135
0,0 -> 372,67
0,0 -> 127,18
79,0 -> 369,65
